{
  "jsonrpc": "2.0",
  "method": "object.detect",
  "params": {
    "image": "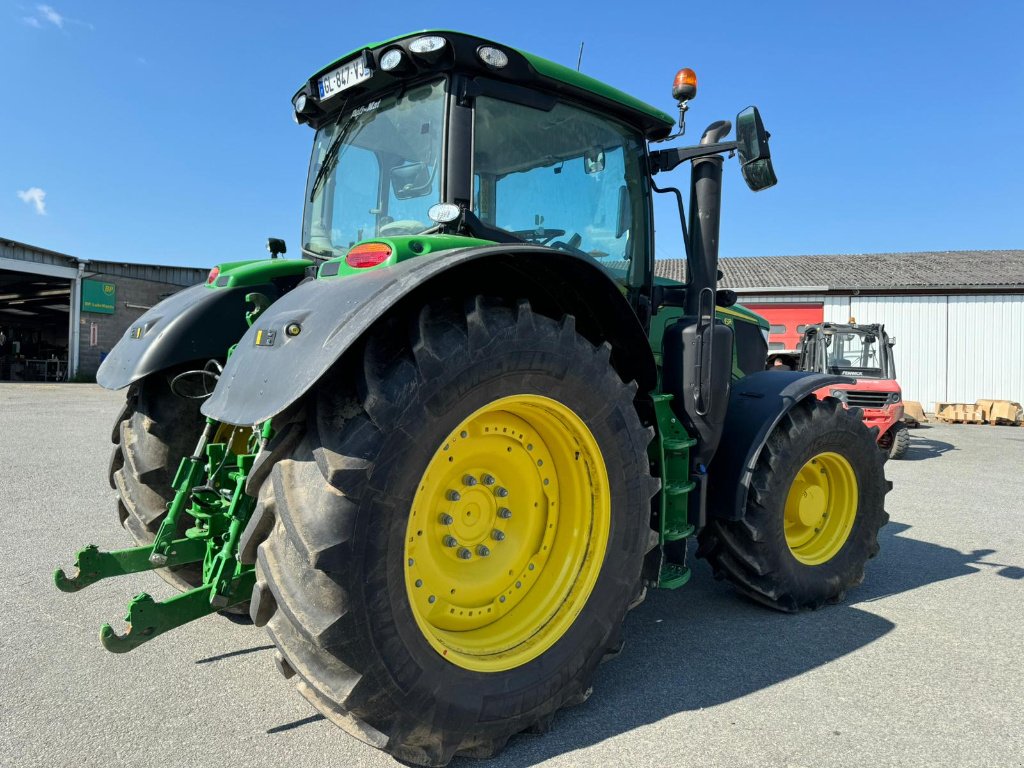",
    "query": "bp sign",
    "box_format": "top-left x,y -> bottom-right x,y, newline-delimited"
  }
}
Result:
82,279 -> 116,314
